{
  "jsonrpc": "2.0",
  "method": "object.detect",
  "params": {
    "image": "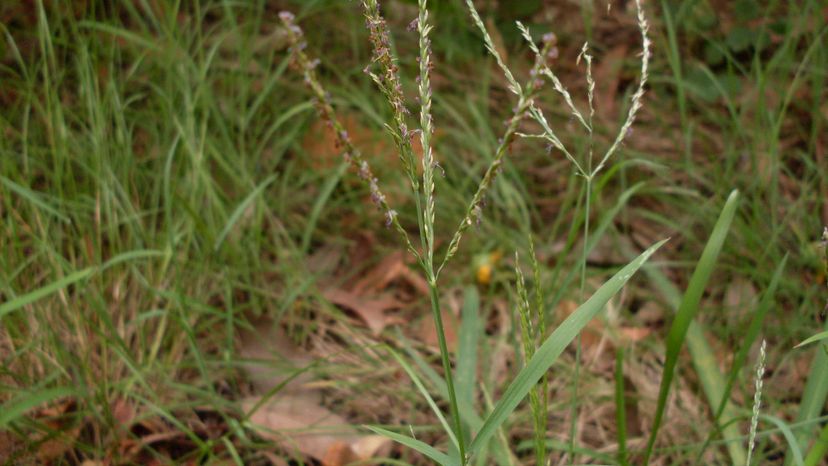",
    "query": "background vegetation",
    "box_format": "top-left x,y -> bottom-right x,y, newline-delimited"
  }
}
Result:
0,0 -> 825,464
